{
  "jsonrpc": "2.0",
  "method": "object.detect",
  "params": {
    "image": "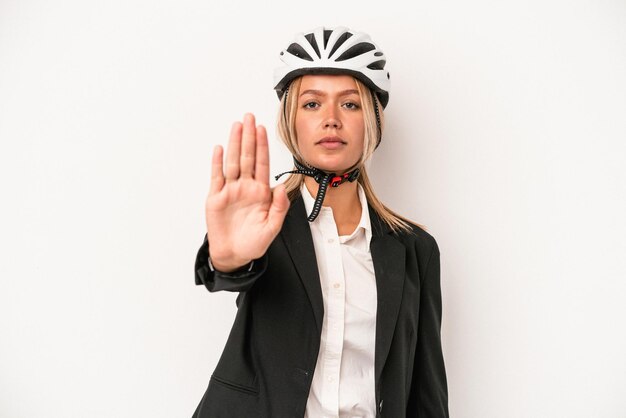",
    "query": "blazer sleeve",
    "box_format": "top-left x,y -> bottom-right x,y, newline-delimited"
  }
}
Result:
406,238 -> 449,417
194,233 -> 268,293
